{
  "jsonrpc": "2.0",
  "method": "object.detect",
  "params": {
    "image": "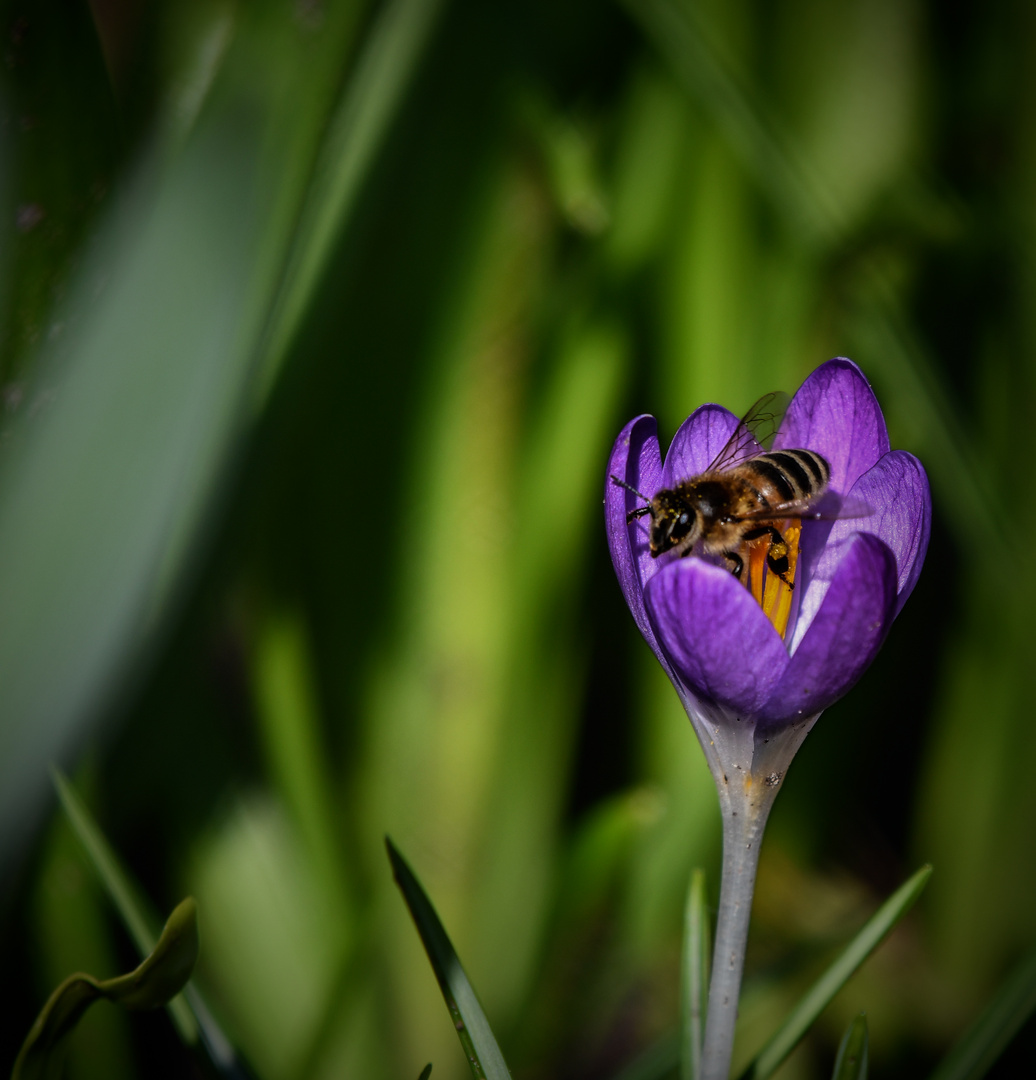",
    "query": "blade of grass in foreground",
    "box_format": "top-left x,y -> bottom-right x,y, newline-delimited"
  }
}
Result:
53,770 -> 248,1077
386,838 -> 512,1080
831,1014 -> 868,1080
681,869 -> 709,1080
52,770 -> 157,961
738,864 -> 932,1080
927,943 -> 1036,1080
13,899 -> 198,1080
